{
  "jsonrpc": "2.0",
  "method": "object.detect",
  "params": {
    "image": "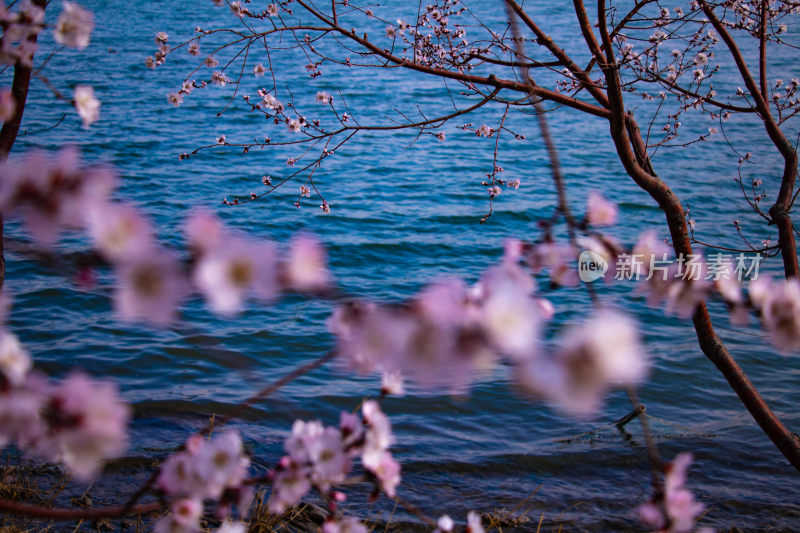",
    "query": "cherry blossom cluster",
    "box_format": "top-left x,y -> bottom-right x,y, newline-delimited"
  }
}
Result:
748,276 -> 800,352
0,148 -> 116,245
713,0 -> 800,34
0,326 -> 130,480
330,228 -> 649,416
0,147 -> 338,325
152,400 -> 402,533
0,1 -> 99,126
0,0 -> 45,67
386,0 -> 473,72
154,431 -> 251,533
271,401 -> 399,514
